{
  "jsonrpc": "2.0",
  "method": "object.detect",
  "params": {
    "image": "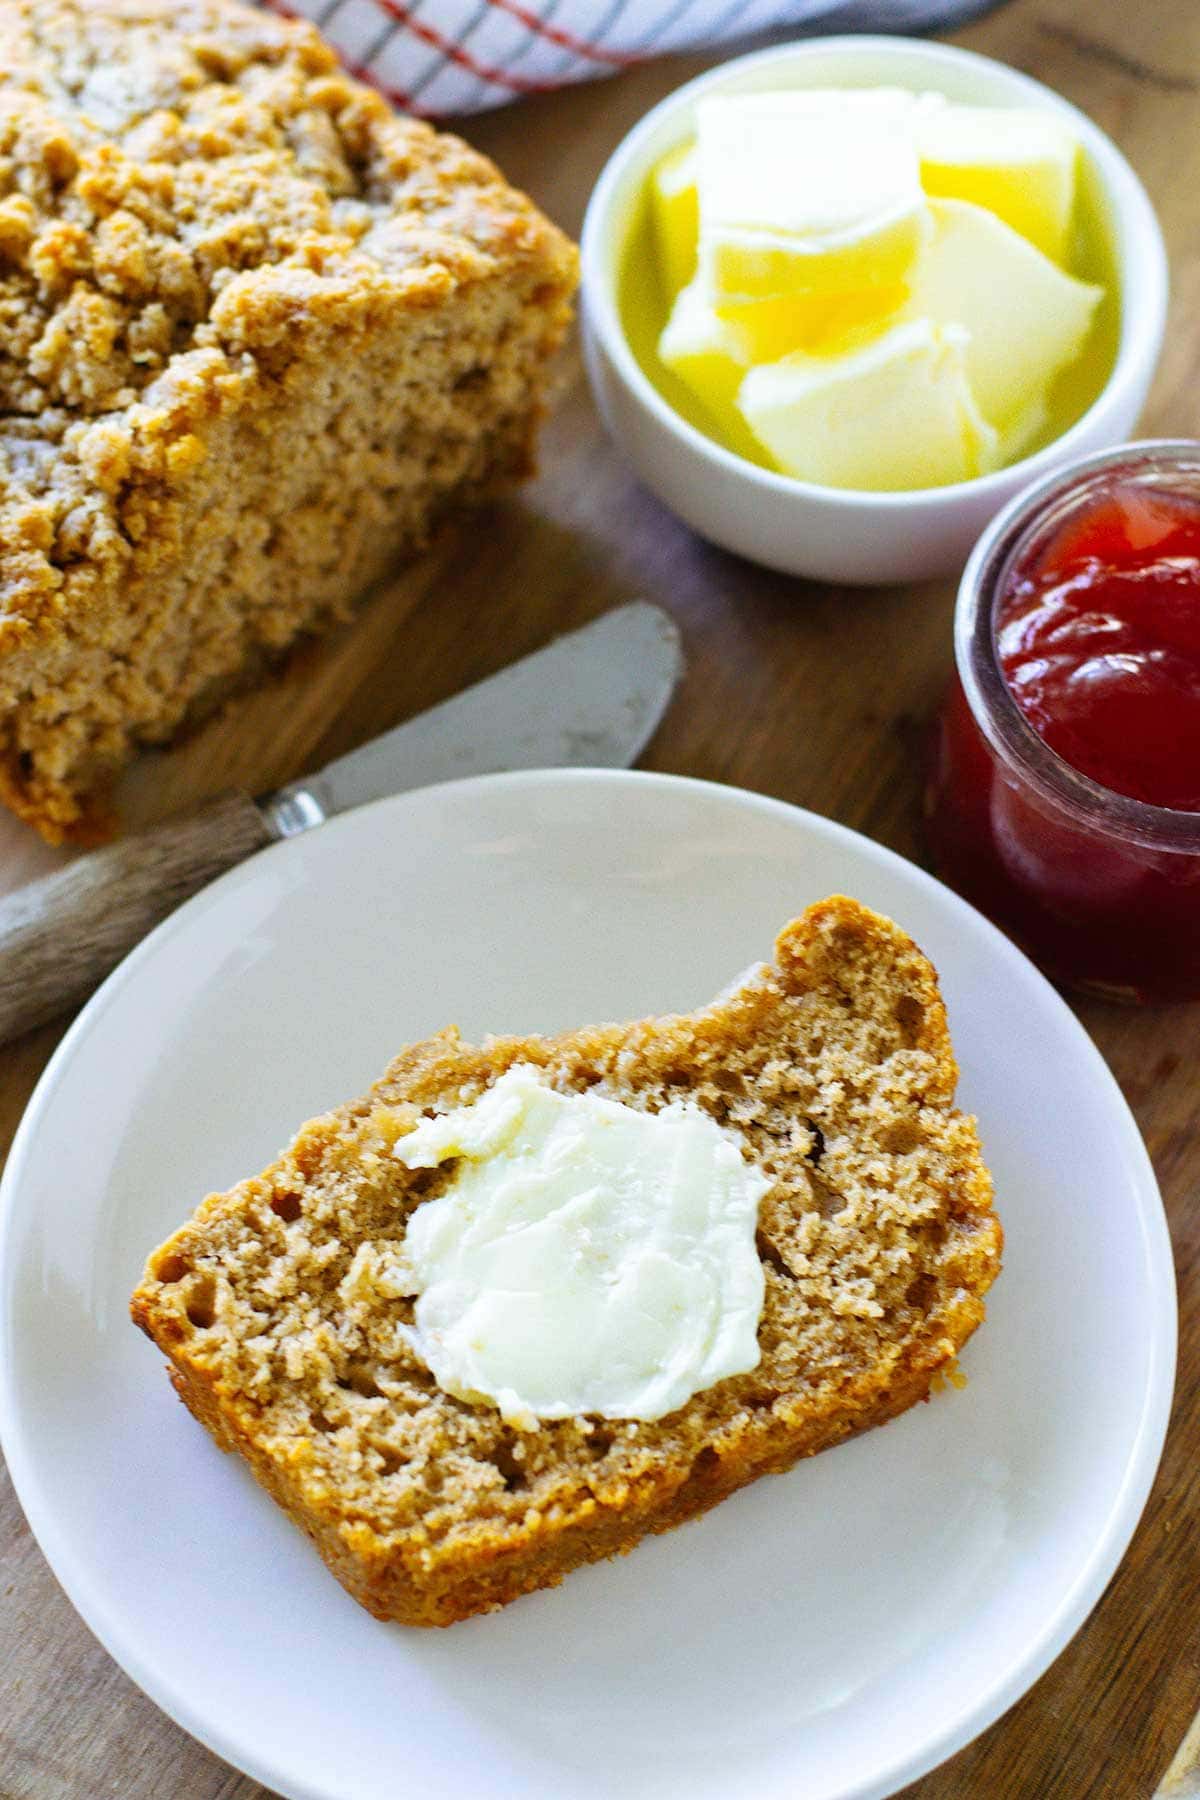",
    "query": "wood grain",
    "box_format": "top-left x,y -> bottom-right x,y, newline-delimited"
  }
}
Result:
0,791 -> 273,1046
3,0 -> 1200,1795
